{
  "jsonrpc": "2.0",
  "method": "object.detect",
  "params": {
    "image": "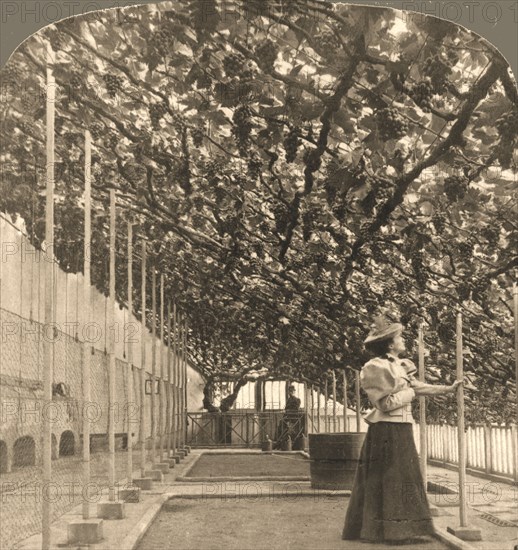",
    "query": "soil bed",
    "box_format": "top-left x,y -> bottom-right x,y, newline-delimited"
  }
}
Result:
185,453 -> 310,478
